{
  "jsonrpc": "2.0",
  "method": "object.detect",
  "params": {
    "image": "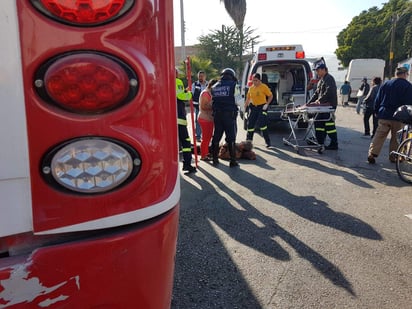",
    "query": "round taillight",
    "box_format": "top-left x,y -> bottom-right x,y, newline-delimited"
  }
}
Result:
31,0 -> 134,26
42,137 -> 141,194
35,52 -> 138,113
